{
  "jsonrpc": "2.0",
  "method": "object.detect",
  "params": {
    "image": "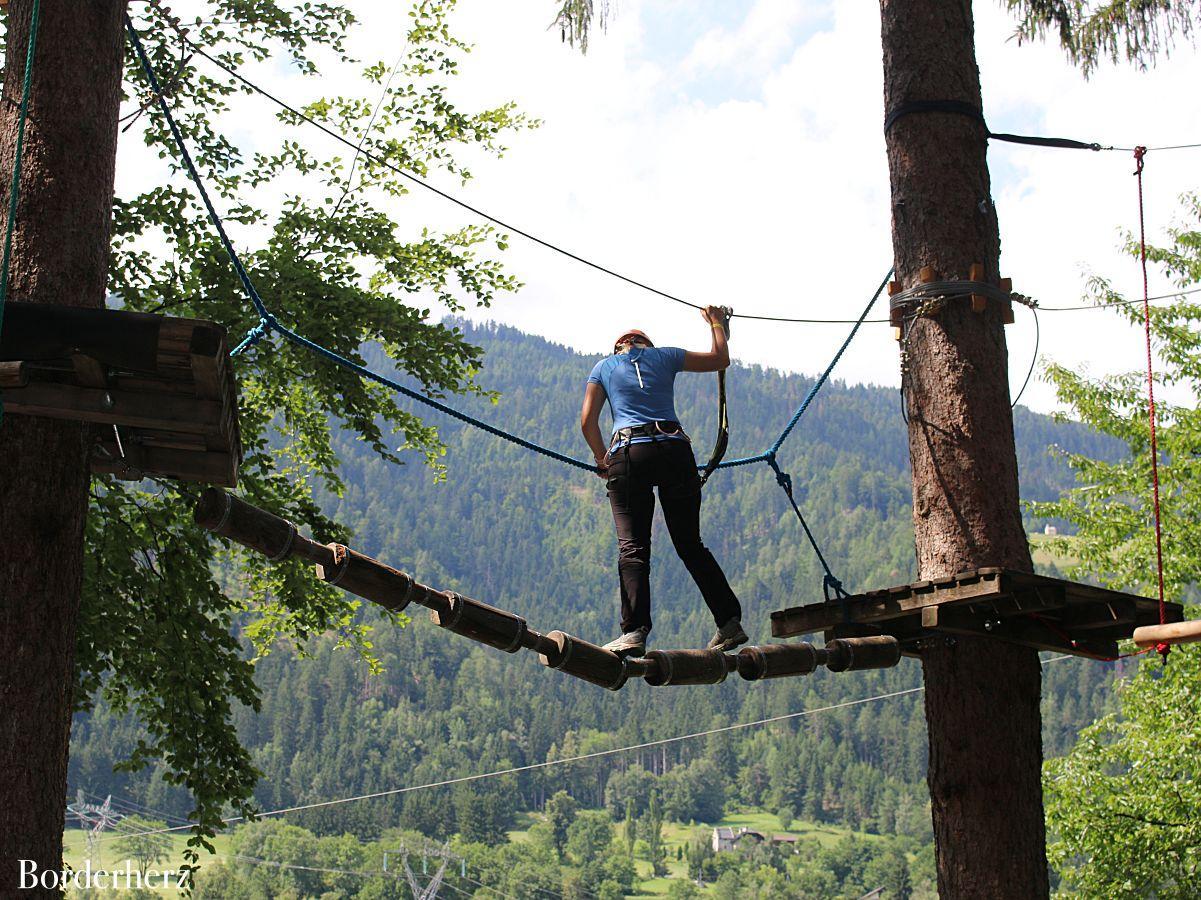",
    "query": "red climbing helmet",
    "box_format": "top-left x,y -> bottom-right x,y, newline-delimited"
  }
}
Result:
613,329 -> 653,352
